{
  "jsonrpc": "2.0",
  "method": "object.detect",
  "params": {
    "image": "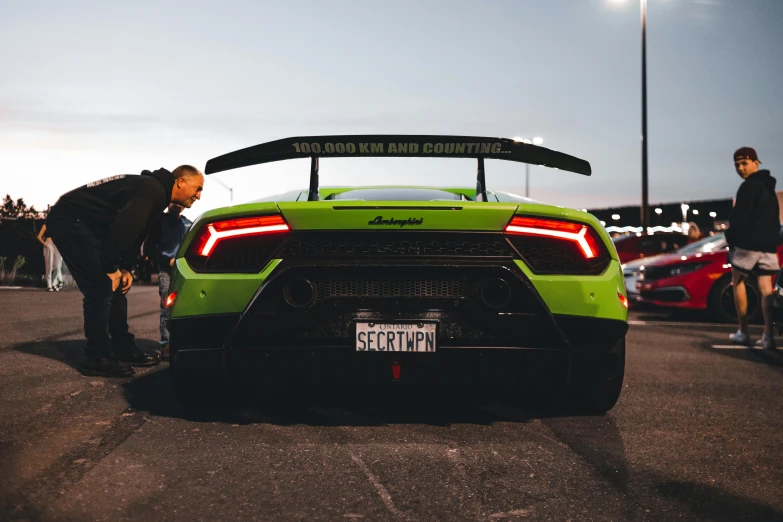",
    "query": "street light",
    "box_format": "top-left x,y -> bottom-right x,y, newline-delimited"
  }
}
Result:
680,203 -> 689,222
709,212 -> 717,218
211,176 -> 234,202
512,136 -> 544,198
612,0 -> 650,229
